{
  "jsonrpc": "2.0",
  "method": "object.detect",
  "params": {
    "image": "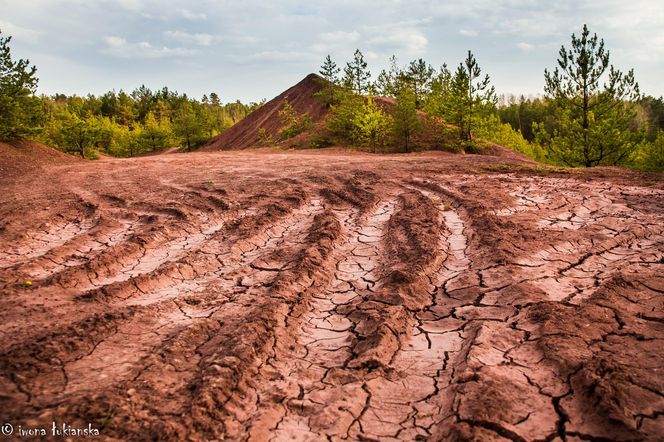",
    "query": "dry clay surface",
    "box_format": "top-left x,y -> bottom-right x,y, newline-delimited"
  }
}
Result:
1,149 -> 663,441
